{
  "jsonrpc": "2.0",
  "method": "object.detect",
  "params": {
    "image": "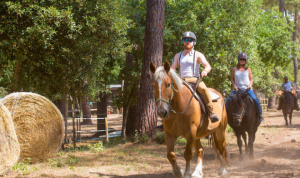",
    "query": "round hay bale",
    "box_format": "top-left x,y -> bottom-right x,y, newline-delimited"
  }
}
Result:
1,92 -> 64,162
0,102 -> 20,175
